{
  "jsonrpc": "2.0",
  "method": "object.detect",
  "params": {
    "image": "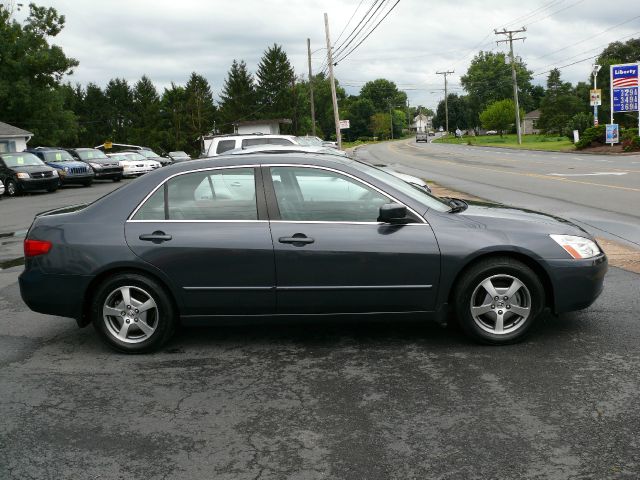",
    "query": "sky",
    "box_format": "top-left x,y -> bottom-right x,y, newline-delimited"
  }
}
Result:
13,0 -> 640,111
